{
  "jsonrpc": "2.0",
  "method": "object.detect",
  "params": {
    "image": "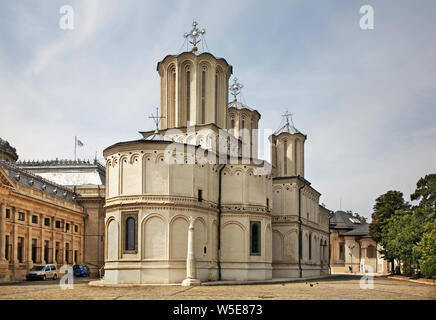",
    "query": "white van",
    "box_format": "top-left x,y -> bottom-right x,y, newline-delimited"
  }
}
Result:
26,264 -> 58,281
